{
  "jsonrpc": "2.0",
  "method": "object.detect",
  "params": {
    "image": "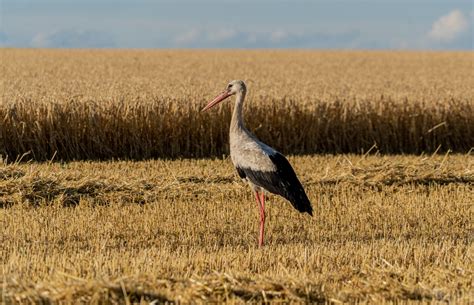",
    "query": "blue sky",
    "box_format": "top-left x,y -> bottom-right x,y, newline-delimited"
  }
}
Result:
1,0 -> 472,49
